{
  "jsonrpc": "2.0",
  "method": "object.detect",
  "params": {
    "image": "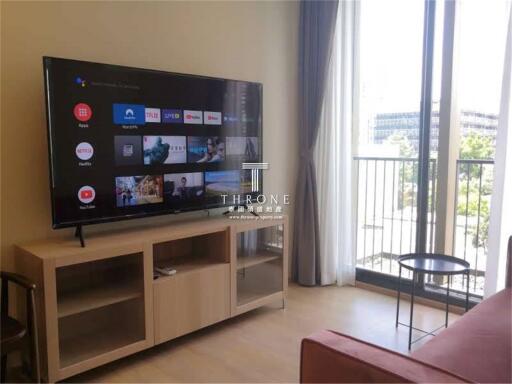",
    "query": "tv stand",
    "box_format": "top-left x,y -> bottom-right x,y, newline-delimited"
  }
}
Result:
74,224 -> 85,247
15,215 -> 288,382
